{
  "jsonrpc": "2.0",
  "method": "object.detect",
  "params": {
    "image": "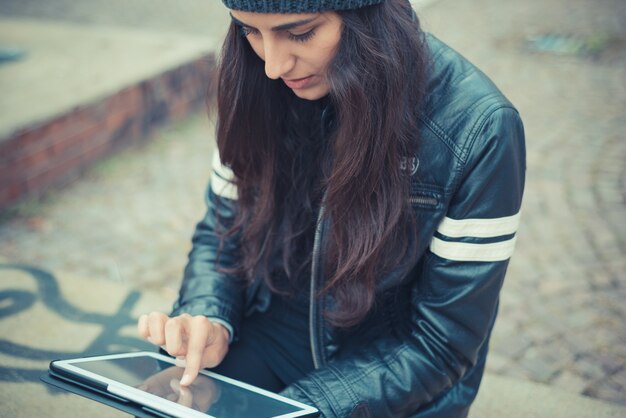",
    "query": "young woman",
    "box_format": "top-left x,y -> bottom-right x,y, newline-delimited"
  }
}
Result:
138,0 -> 526,416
